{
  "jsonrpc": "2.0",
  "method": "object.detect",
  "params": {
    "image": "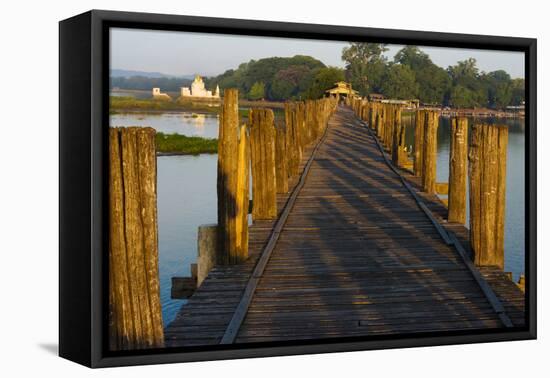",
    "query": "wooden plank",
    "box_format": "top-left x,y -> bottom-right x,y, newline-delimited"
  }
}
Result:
447,232 -> 514,327
361,114 -> 453,245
